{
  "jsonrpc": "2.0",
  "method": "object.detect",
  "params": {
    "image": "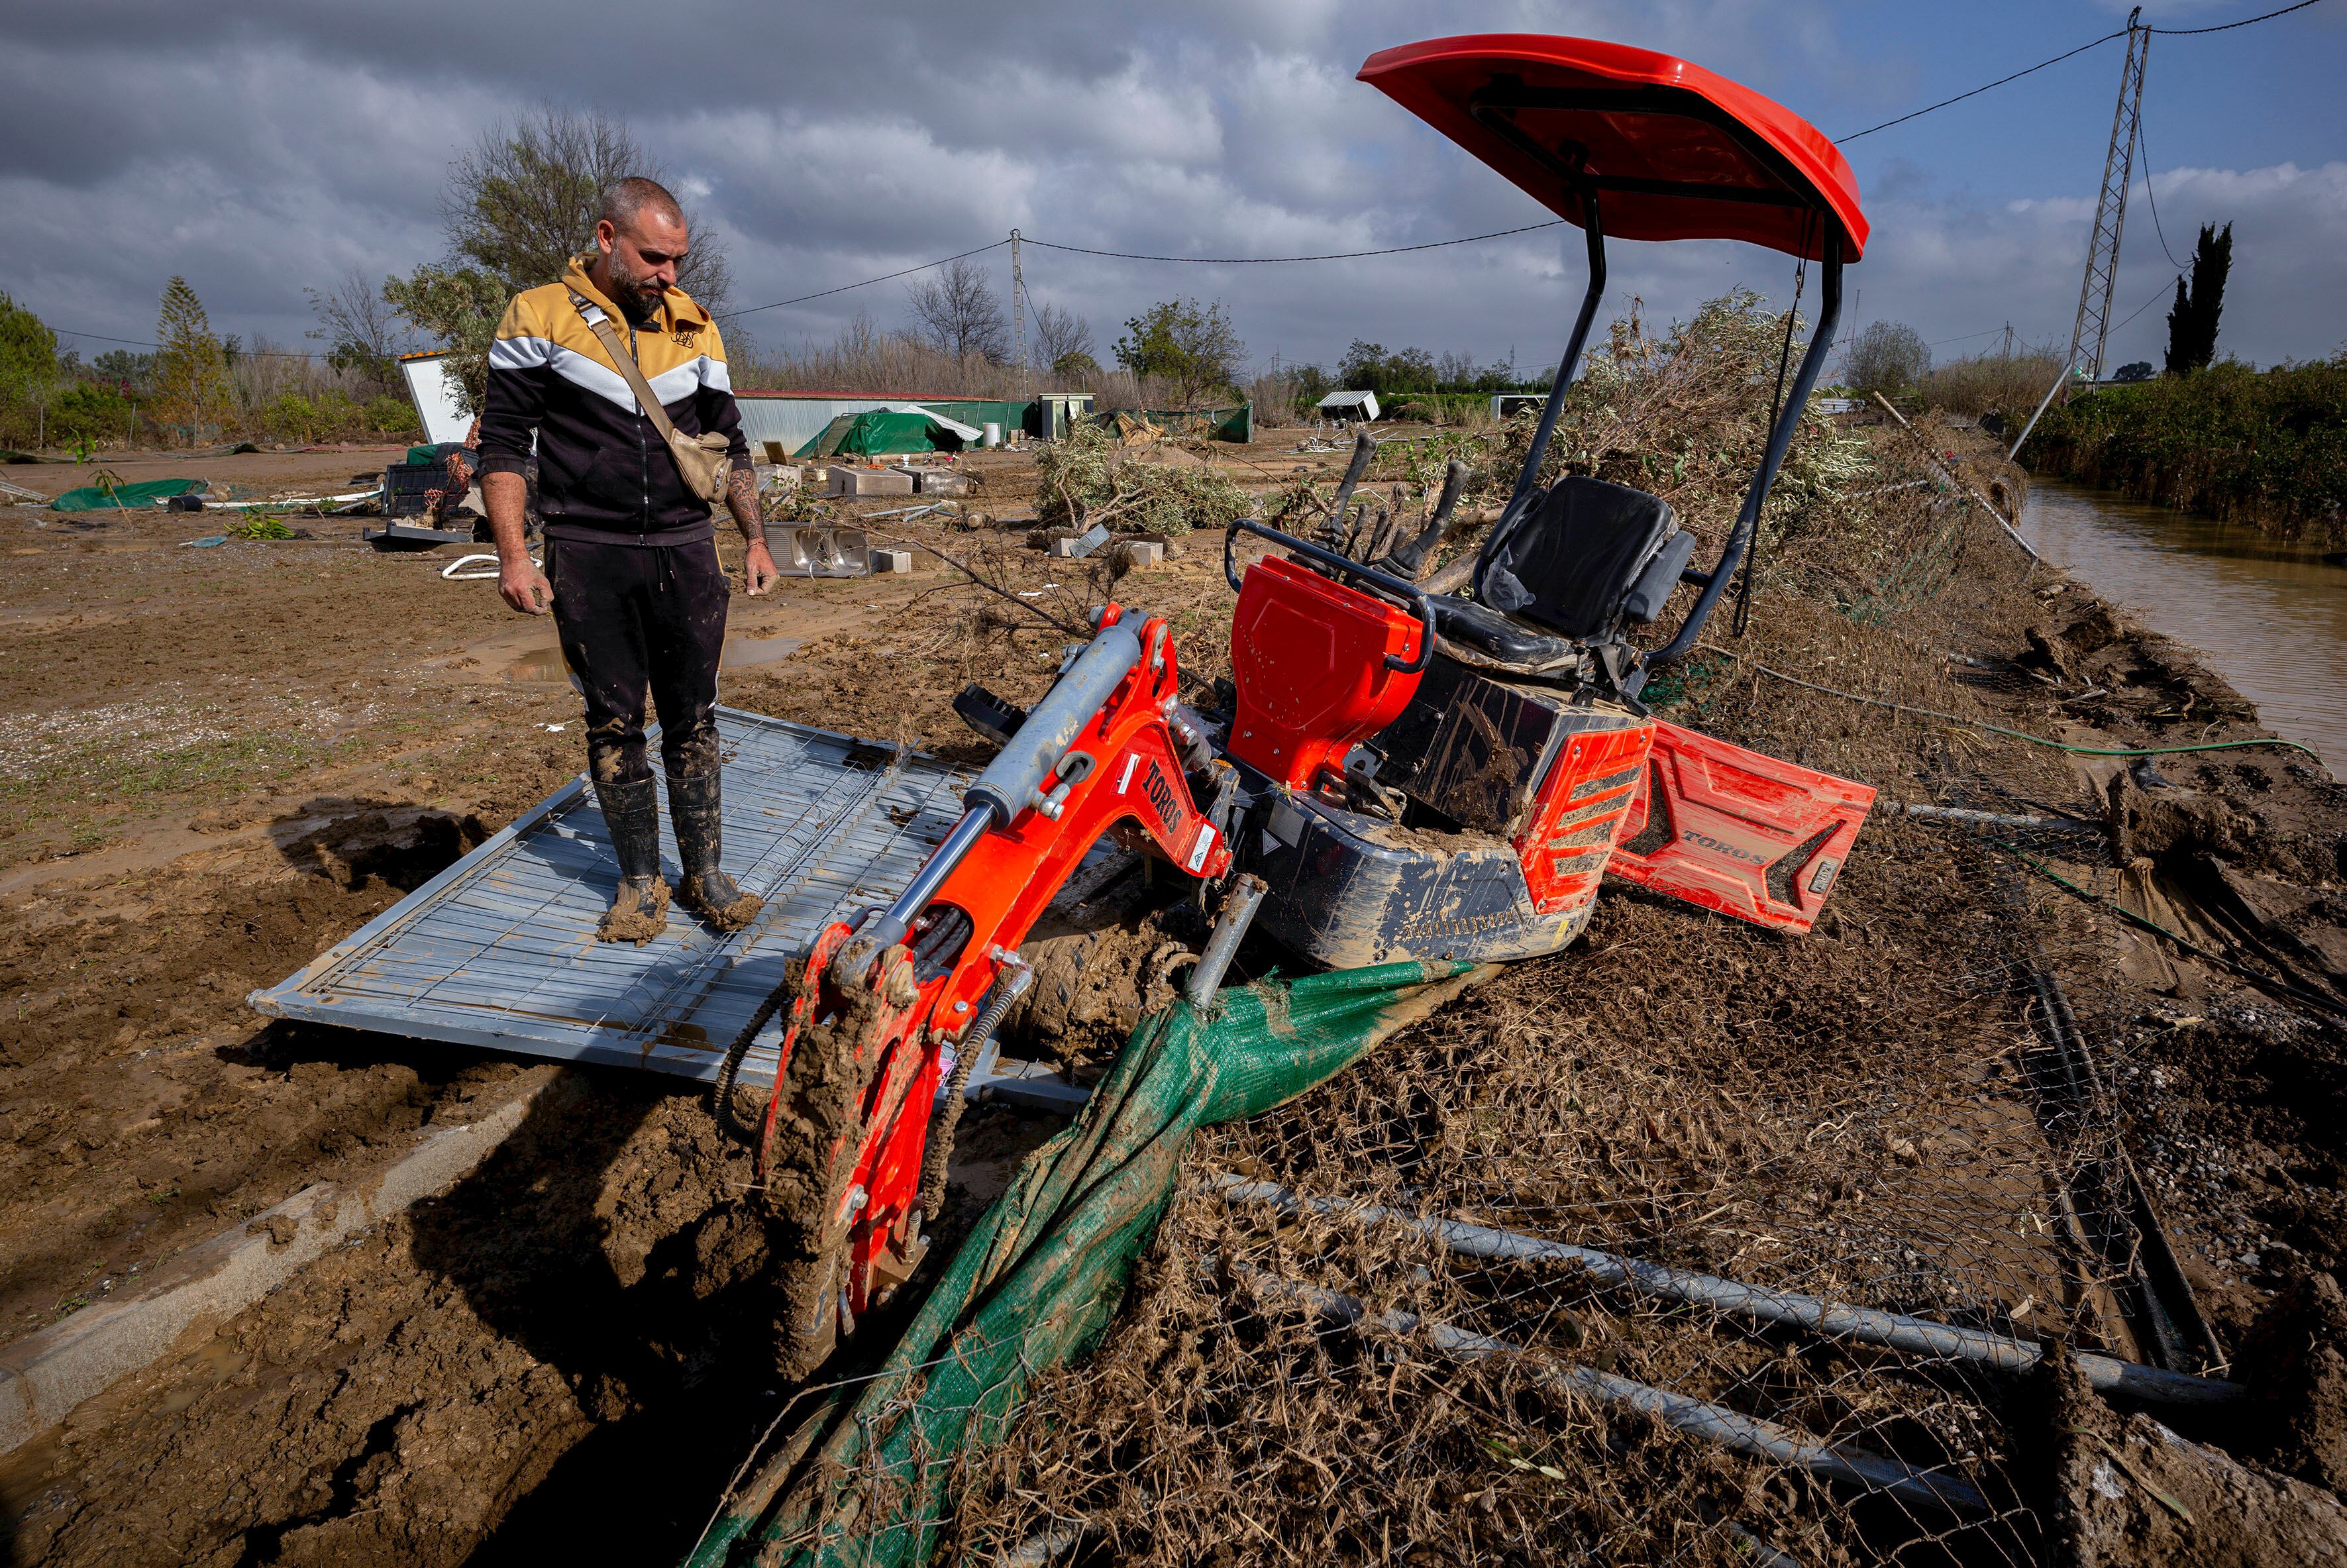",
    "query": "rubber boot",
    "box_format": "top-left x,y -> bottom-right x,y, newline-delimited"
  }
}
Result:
669,771 -> 764,932
592,774 -> 670,945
